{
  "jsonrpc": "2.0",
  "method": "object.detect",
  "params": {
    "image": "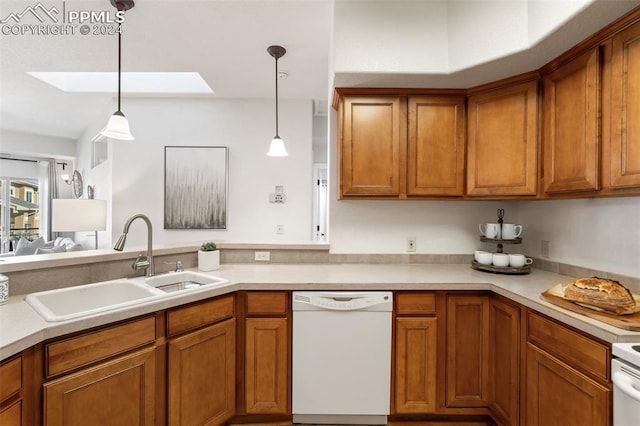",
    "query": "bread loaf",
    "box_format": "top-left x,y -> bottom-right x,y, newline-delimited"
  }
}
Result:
564,277 -> 636,314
